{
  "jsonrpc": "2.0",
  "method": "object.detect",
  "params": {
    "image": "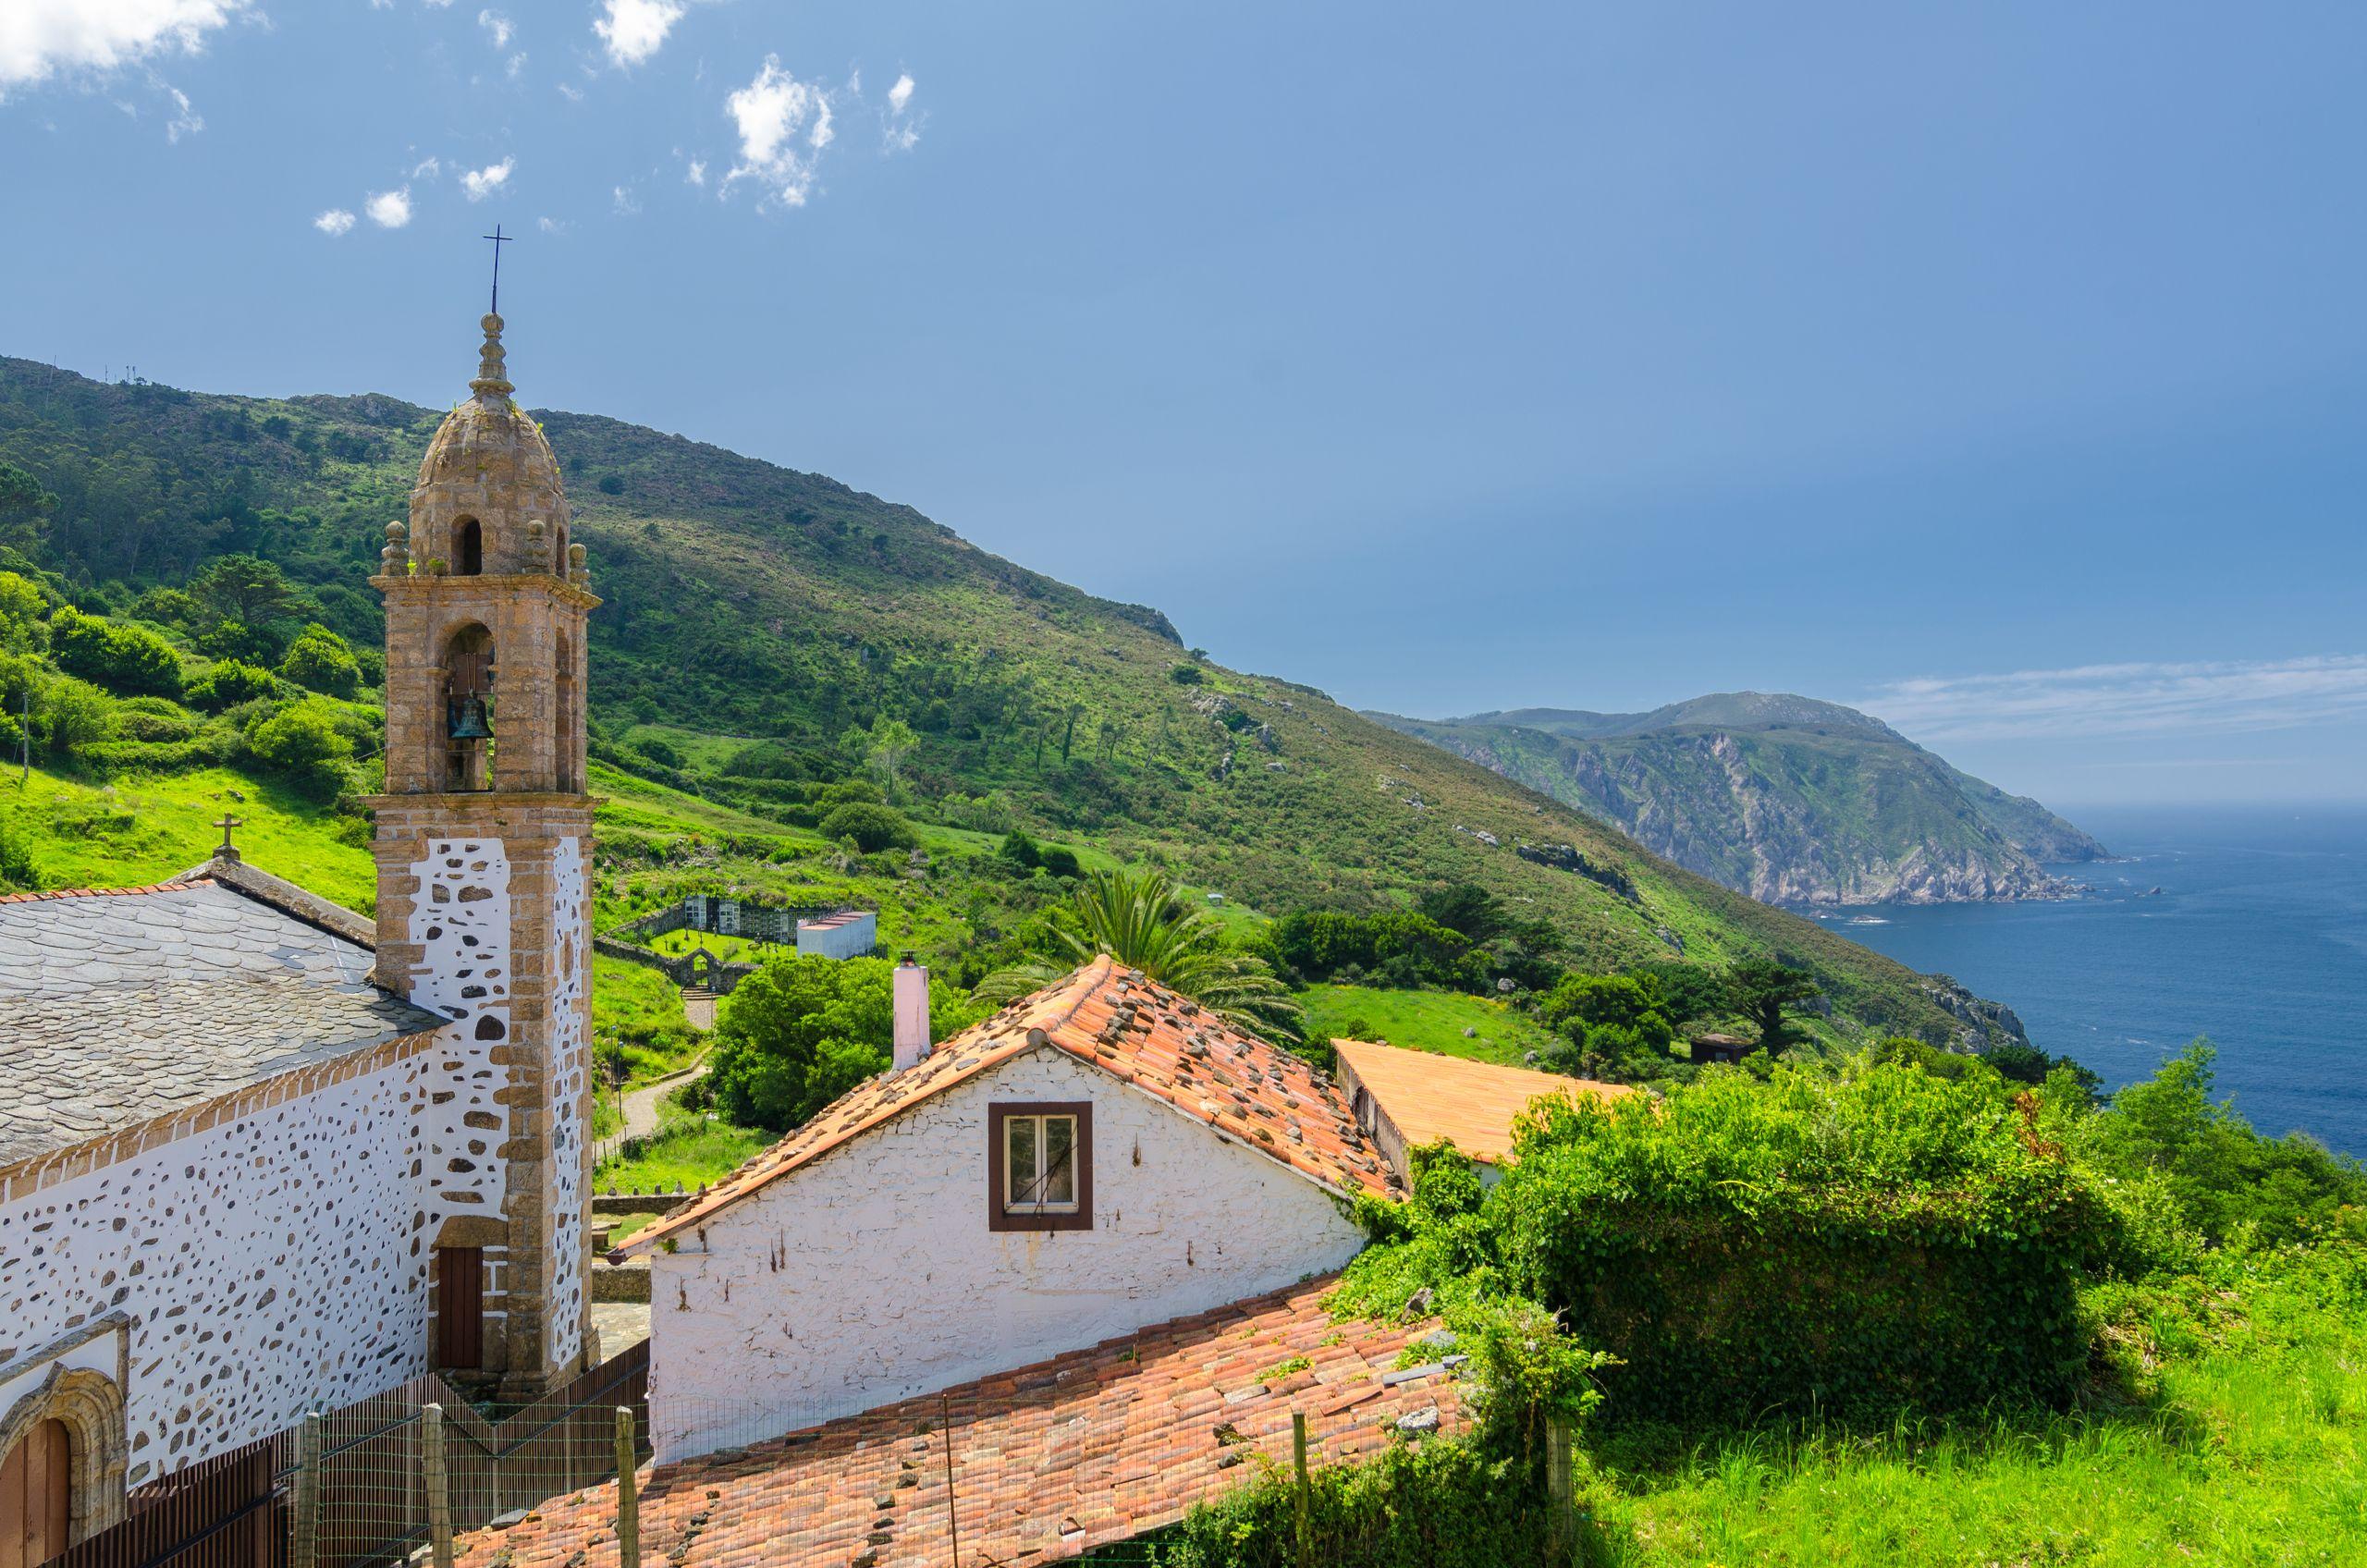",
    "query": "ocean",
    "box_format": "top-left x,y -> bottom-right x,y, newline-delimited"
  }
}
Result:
1821,804 -> 2367,1159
